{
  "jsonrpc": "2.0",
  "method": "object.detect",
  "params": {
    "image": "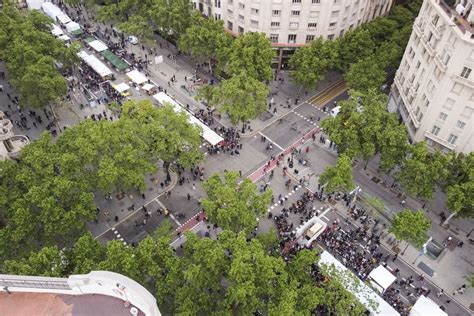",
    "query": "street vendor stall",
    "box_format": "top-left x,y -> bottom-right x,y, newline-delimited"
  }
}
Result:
78,51 -> 113,79
368,265 -> 397,294
88,40 -> 108,53
51,24 -> 63,37
41,2 -> 64,20
112,82 -> 131,97
56,14 -> 72,26
409,295 -> 447,316
142,83 -> 157,95
126,70 -> 148,85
